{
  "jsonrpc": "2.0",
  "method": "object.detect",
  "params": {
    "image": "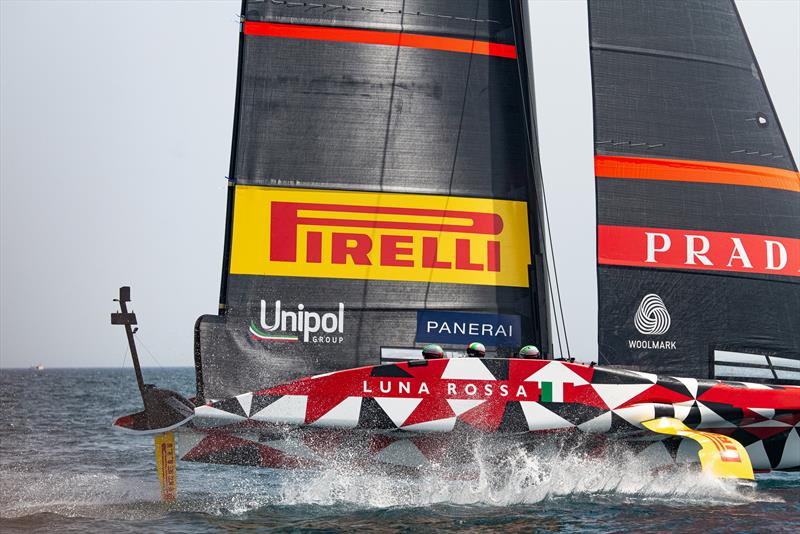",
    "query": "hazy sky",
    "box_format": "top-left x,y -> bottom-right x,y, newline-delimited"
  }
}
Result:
1,1 -> 798,368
